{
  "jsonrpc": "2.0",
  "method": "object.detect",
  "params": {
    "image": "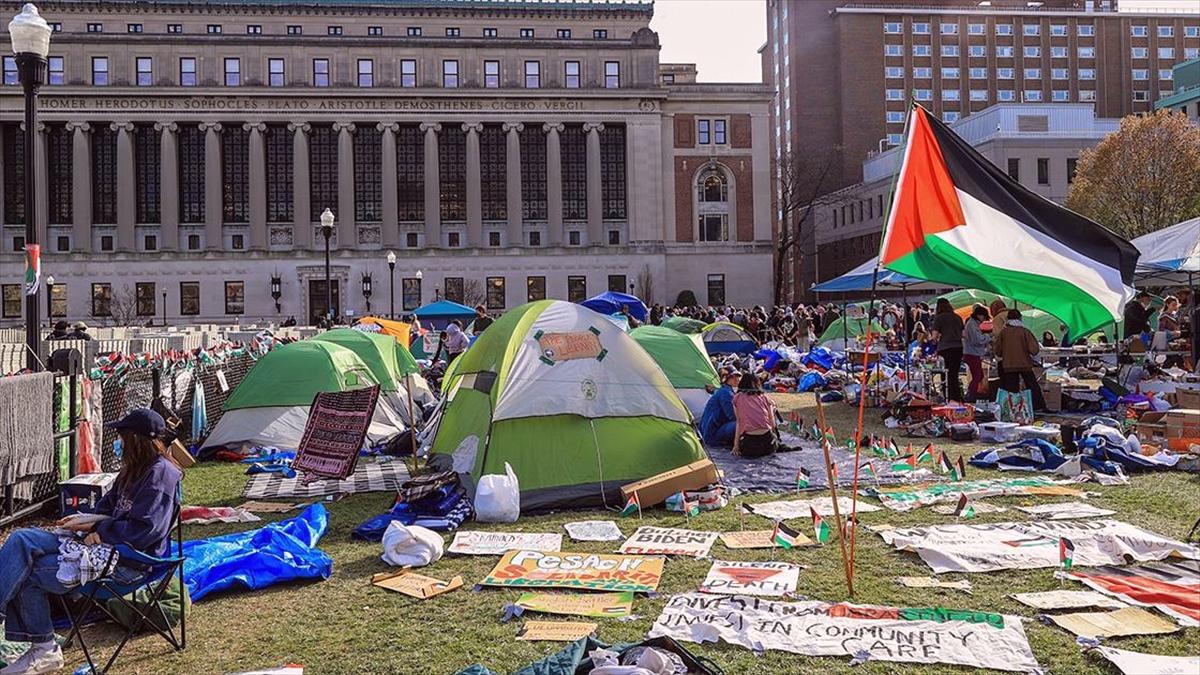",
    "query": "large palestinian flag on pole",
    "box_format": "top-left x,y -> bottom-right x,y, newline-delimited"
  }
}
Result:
880,105 -> 1139,337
